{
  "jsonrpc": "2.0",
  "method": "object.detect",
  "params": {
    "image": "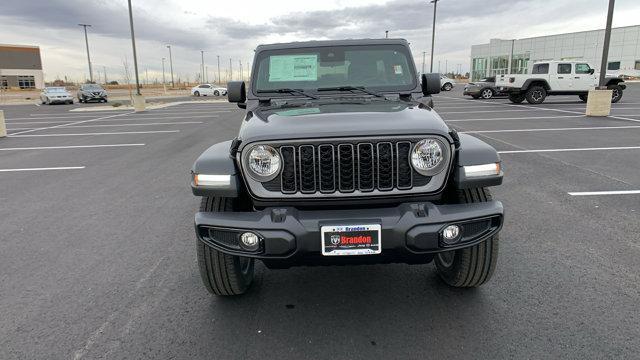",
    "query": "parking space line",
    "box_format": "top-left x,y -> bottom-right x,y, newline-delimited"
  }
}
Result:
0,144 -> 145,151
460,125 -> 640,134
9,130 -> 180,137
6,115 -> 218,125
499,146 -> 640,154
568,190 -> 640,196
9,112 -> 134,136
447,115 -> 585,122
436,95 -> 640,124
60,121 -> 203,128
0,166 -> 85,172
